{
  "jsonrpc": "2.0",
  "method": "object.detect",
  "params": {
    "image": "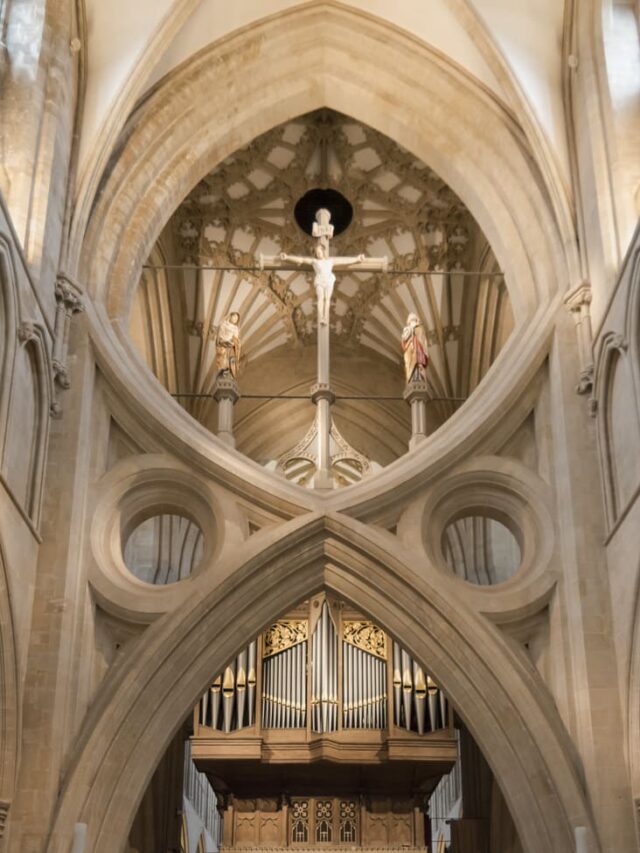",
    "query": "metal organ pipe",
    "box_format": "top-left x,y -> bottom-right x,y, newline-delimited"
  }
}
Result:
427,676 -> 438,731
211,676 -> 221,729
222,662 -> 236,733
247,641 -> 257,726
393,644 -> 402,726
200,683 -> 209,726
341,639 -> 387,729
236,649 -> 247,729
312,601 -> 338,733
401,650 -> 413,731
199,642 -> 256,732
413,660 -> 427,735
260,640 -> 306,729
392,642 -> 448,733
197,620 -> 450,738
